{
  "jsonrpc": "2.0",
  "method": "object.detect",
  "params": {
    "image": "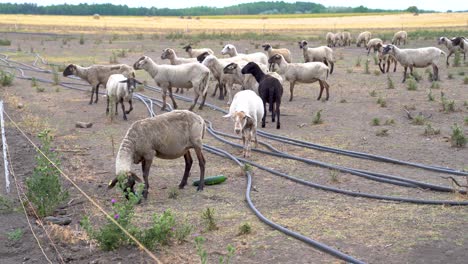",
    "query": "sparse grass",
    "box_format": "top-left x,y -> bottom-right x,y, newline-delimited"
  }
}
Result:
339,99 -> 347,103
355,56 -> 361,67
450,124 -> 466,148
384,119 -> 395,125
377,97 -> 387,107
369,90 -> 377,97
136,33 -> 144,40
346,68 -> 353,73
0,38 -> 11,46
376,129 -> 389,137
31,77 -> 37,87
0,70 -> 14,86
407,76 -> 417,91
194,236 -> 208,264
174,221 -> 192,244
52,66 -> 59,85
312,110 -> 323,125
441,97 -> 456,113
79,34 -> 85,45
202,207 -> 218,231
329,170 -> 340,183
411,114 -> 427,125
373,55 -> 379,65
464,117 -> 468,126
364,59 -> 370,74
387,75 -> 395,89
168,187 -> 179,199
427,90 -> 435,101
371,118 -> 381,126
243,163 -> 252,172
448,73 -> 453,79
430,81 -> 439,89
412,71 -> 422,81
116,49 -> 127,58
109,52 -> 118,64
424,123 -> 440,136
35,86 -> 45,93
238,223 -> 252,235
464,76 -> 468,85
453,50 -> 461,67
373,69 -> 381,76
0,196 -> 14,213
458,71 -> 465,76
7,228 -> 23,241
